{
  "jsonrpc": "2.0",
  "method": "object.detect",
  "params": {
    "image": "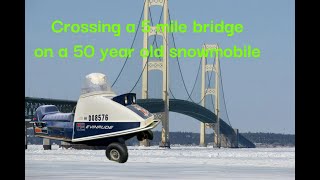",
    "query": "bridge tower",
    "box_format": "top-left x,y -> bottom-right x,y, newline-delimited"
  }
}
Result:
199,44 -> 221,147
141,0 -> 170,148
